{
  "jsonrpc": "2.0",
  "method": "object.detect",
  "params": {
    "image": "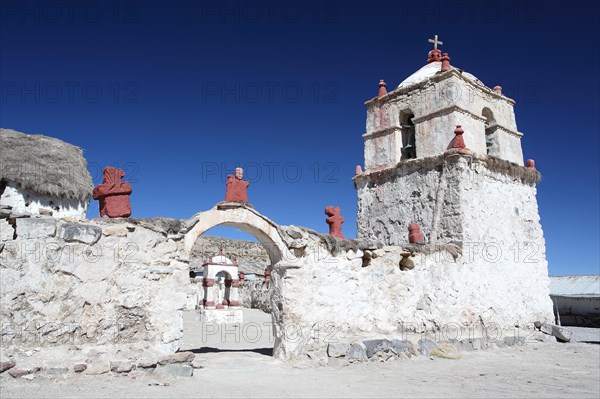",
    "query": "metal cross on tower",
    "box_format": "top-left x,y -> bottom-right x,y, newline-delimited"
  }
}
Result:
428,35 -> 443,50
